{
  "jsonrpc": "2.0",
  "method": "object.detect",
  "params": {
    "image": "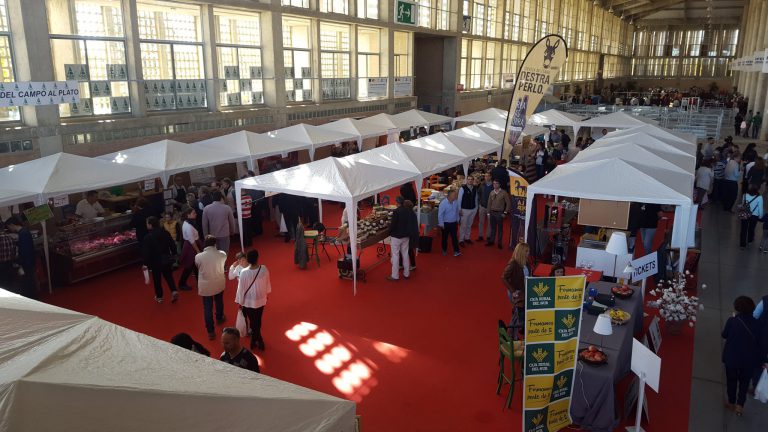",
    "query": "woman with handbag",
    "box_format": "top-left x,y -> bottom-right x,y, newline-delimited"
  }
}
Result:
178,208 -> 202,290
739,184 -> 764,249
235,249 -> 272,351
722,296 -> 762,416
501,242 -> 530,340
